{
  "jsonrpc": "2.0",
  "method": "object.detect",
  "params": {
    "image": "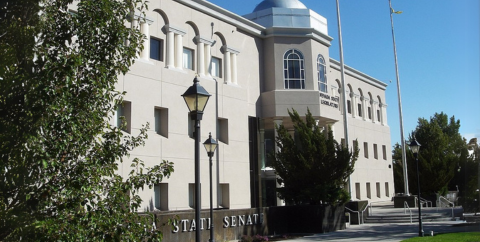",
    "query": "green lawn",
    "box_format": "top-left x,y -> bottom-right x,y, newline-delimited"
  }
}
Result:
401,232 -> 480,242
